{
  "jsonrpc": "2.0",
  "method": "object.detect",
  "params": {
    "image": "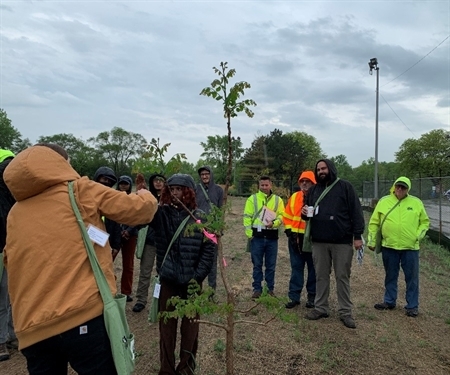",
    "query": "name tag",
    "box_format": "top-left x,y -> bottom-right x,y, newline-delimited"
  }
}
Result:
86,224 -> 110,247
153,282 -> 161,298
